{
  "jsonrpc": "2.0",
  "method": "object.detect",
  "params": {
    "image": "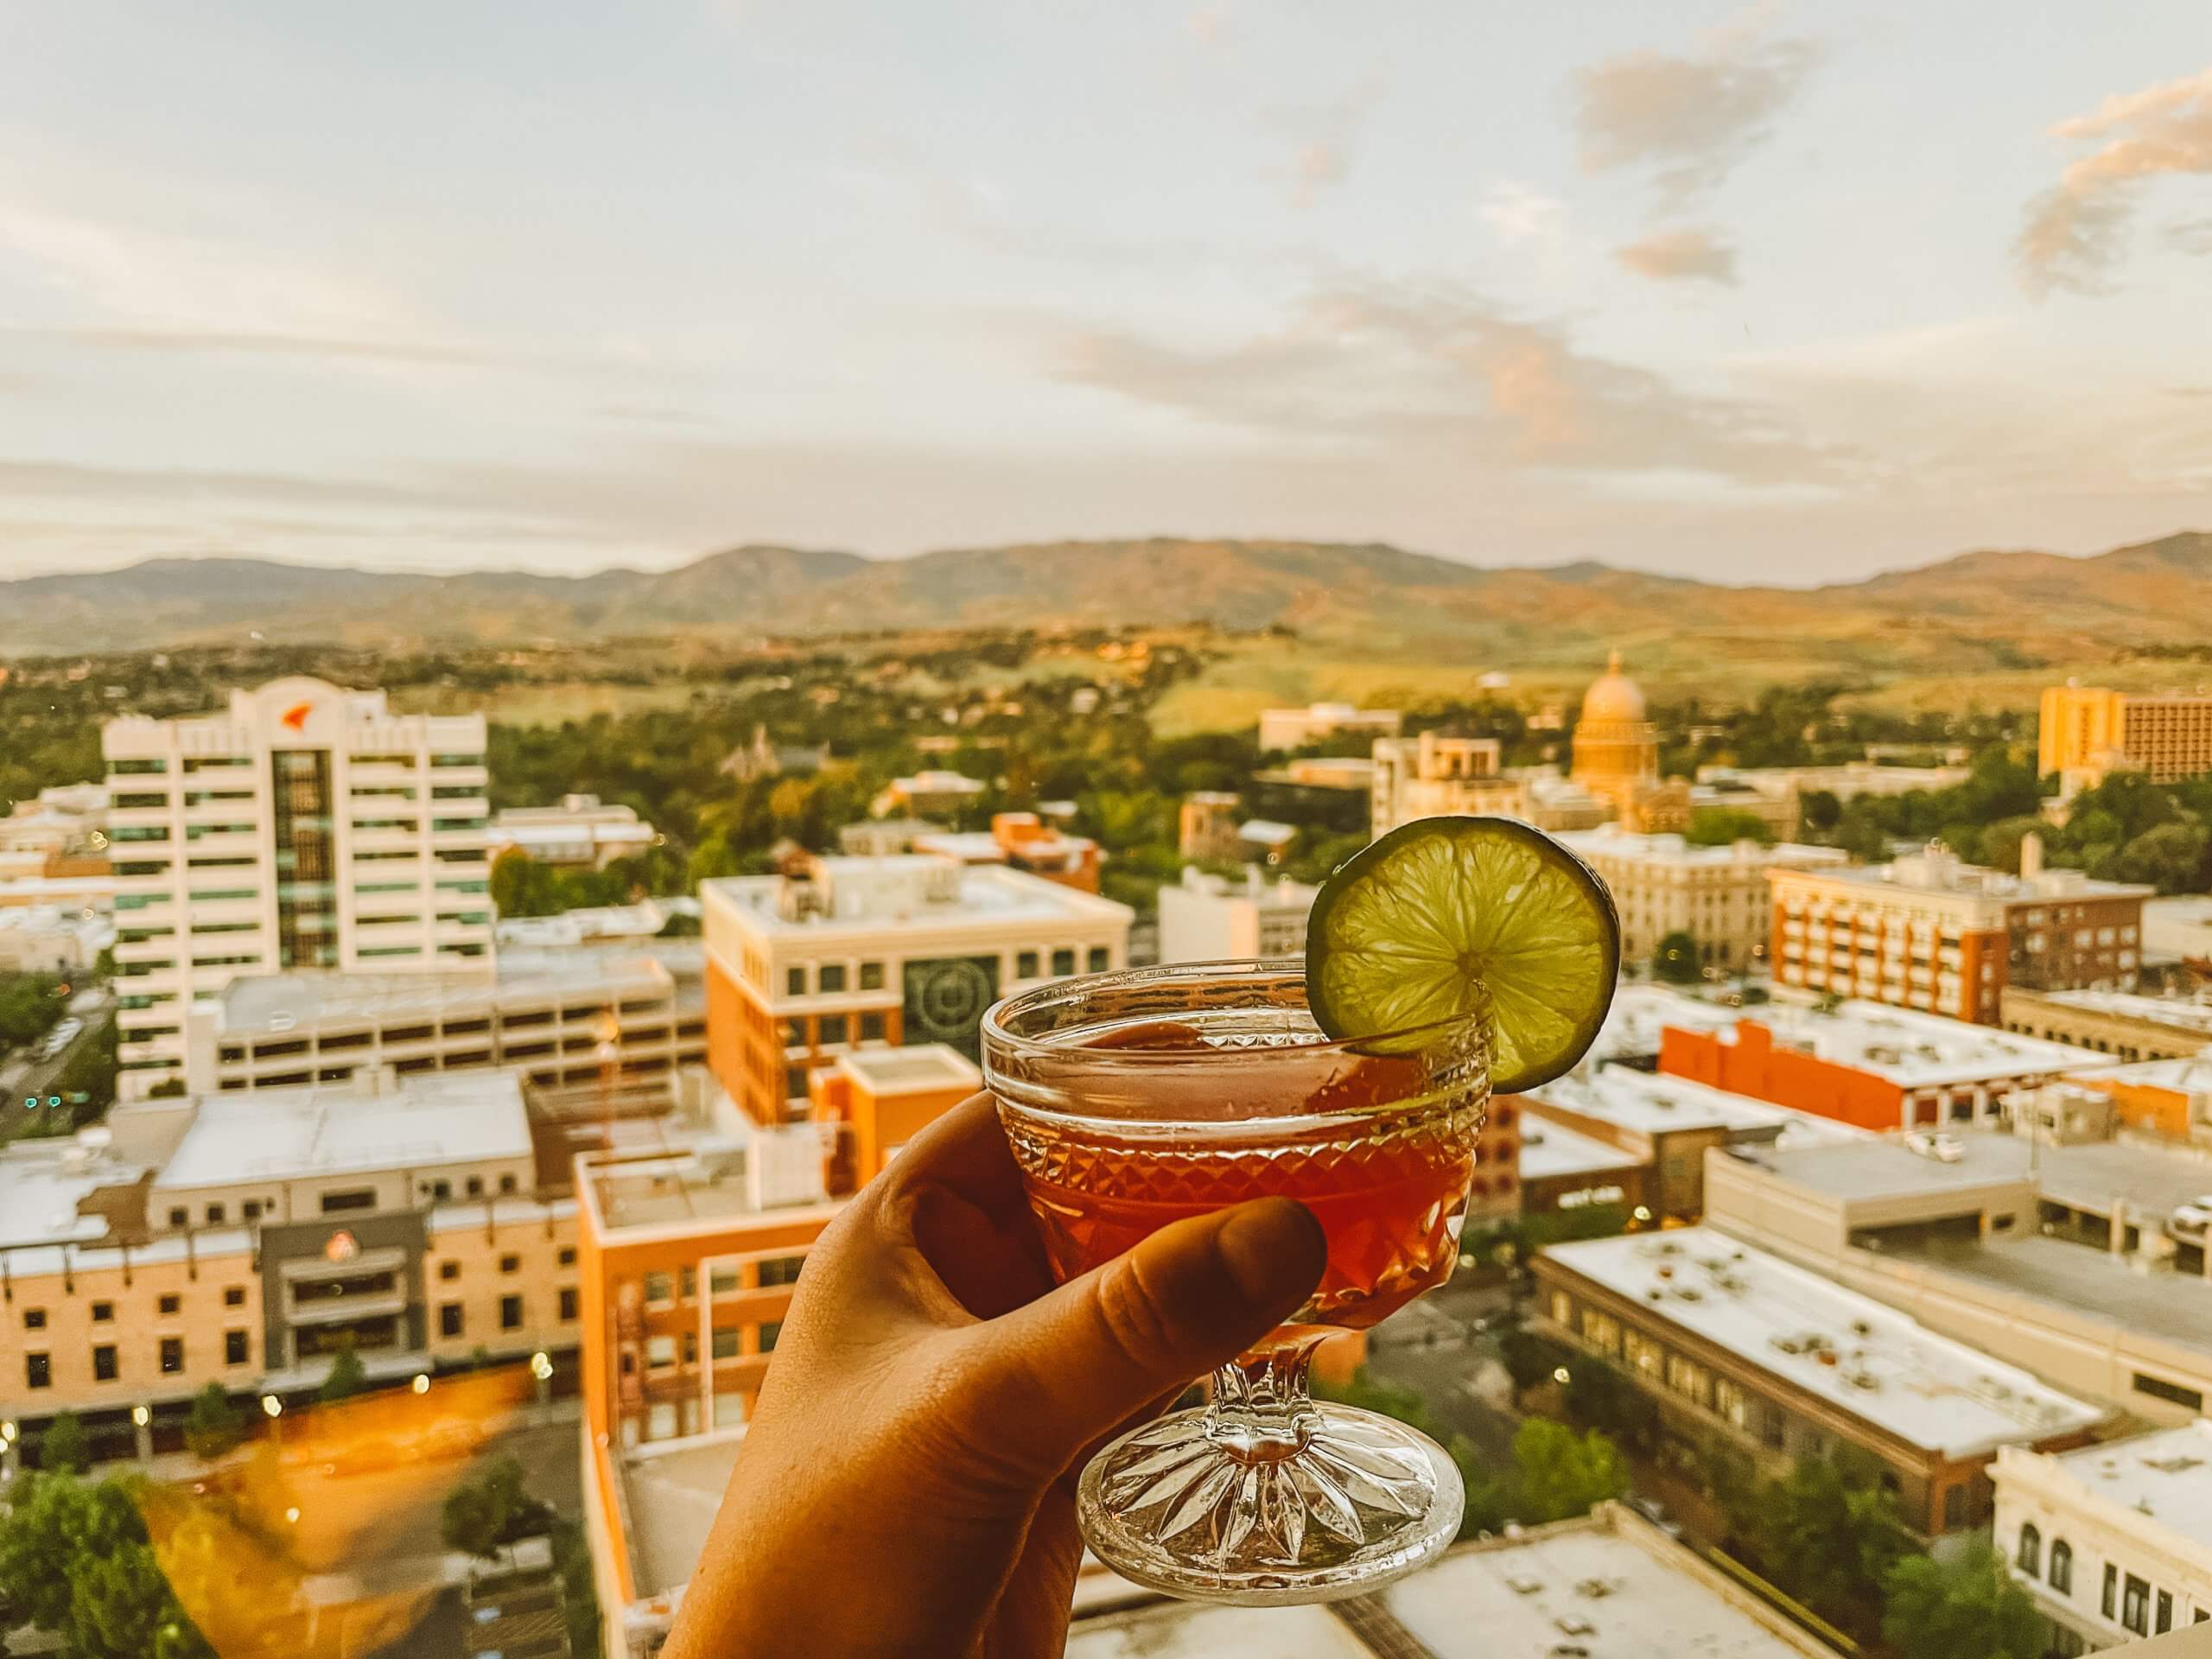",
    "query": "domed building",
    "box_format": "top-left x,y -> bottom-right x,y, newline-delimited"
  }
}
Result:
1570,649 -> 1690,832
